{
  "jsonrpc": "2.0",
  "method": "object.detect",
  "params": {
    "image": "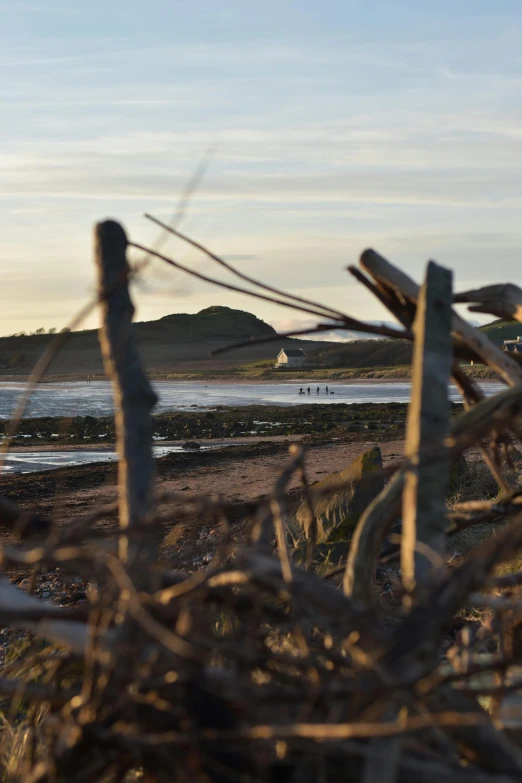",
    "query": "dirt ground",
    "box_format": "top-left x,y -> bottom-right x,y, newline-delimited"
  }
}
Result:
3,434 -> 404,519
0,427 -> 498,670
1,433 -> 405,571
157,436 -> 404,502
